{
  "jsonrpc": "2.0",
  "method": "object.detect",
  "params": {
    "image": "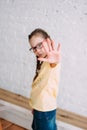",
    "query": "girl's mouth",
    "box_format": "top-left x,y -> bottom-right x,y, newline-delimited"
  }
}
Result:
38,54 -> 42,57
